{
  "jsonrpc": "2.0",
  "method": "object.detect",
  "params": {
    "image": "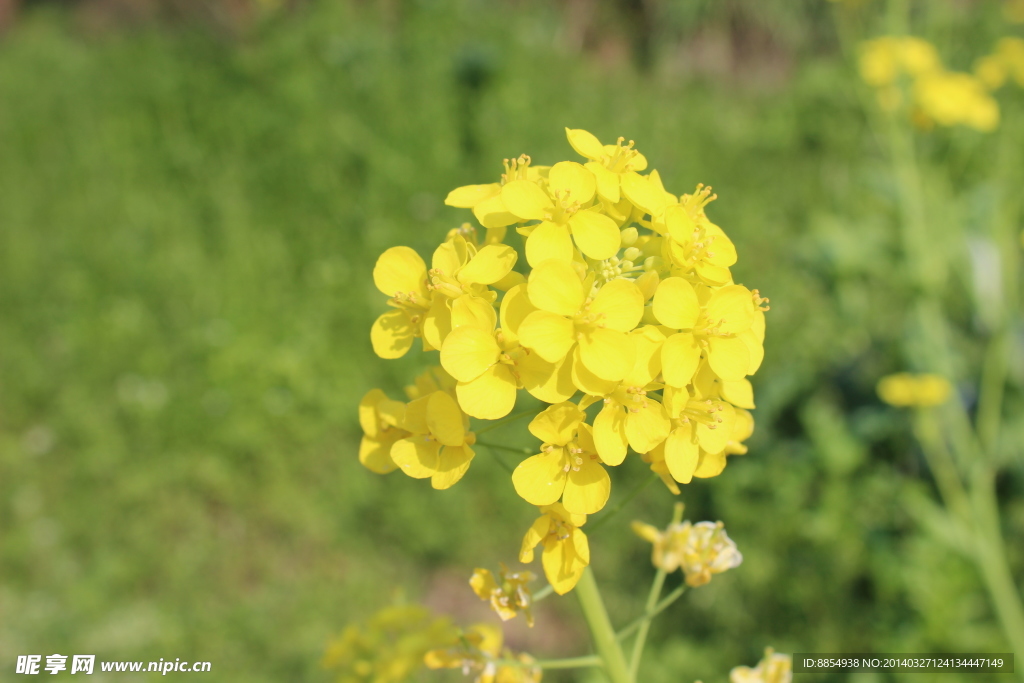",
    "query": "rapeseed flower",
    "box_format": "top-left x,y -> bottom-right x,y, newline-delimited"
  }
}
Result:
425,623 -> 541,683
357,389 -> 408,475
391,390 -> 477,489
470,564 -> 536,626
633,517 -> 743,587
730,648 -> 793,683
565,128 -> 666,216
520,502 -> 590,594
512,402 -> 611,514
517,260 -> 644,384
